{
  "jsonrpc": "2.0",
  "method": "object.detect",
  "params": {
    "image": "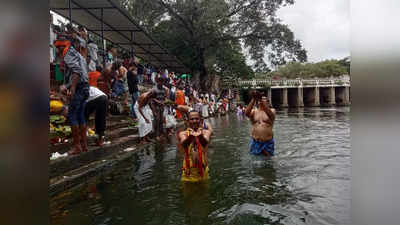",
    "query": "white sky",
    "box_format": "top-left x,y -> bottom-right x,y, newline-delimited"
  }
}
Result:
277,0 -> 350,62
51,0 -> 350,65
